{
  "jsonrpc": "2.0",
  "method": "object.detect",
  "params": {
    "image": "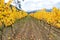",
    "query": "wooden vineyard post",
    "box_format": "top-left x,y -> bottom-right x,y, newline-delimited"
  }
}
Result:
0,25 -> 4,40
48,24 -> 52,40
10,25 -> 15,40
